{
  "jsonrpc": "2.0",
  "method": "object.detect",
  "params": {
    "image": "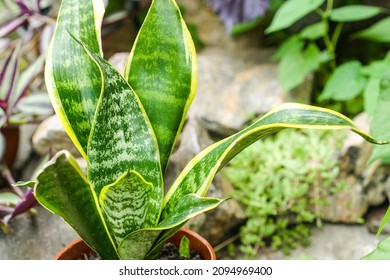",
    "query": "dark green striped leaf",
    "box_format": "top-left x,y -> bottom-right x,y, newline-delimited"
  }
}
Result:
124,0 -> 197,173
99,170 -> 154,245
159,194 -> 227,228
118,194 -> 226,259
34,151 -> 118,260
118,230 -> 161,260
45,0 -> 104,158
163,103 -> 388,218
77,42 -> 163,226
